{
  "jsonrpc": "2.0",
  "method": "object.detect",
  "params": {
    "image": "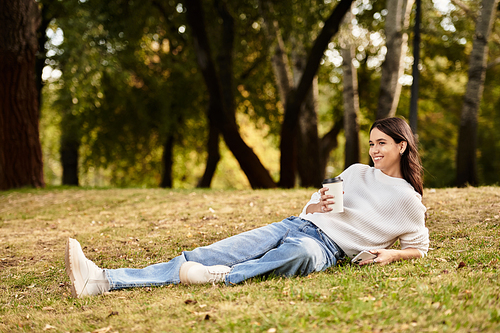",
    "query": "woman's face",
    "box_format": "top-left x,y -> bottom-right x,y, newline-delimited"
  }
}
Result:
369,127 -> 406,178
